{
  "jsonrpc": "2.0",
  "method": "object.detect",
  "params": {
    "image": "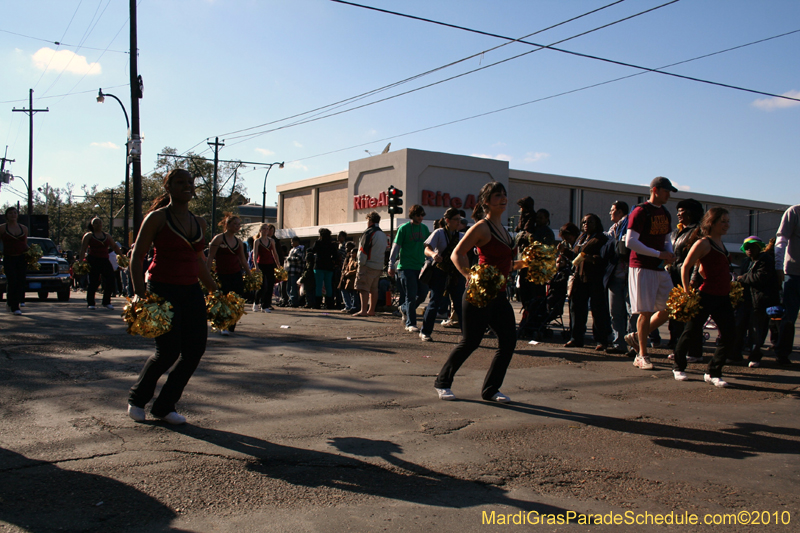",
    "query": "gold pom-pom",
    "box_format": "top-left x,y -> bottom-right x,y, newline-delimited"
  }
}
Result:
122,293 -> 174,338
244,269 -> 263,292
729,281 -> 744,308
72,260 -> 91,276
465,264 -> 505,308
274,266 -> 288,282
667,286 -> 702,322
520,241 -> 557,285
117,255 -> 130,268
206,291 -> 246,331
25,243 -> 43,270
